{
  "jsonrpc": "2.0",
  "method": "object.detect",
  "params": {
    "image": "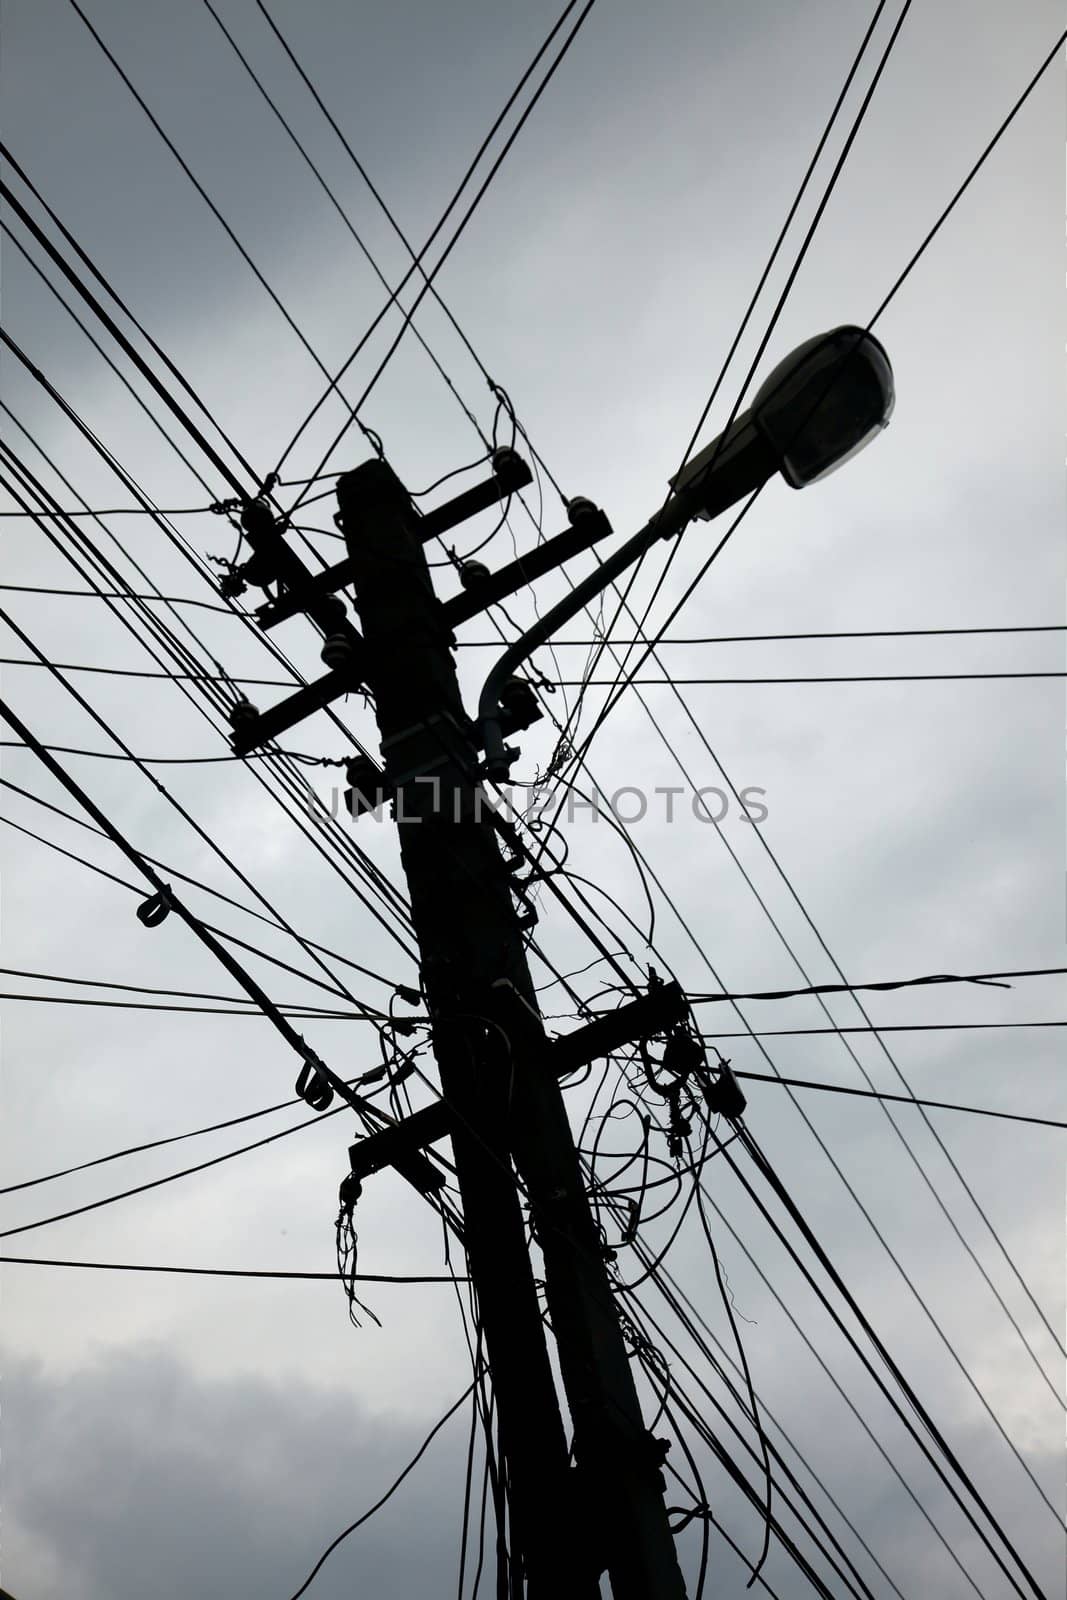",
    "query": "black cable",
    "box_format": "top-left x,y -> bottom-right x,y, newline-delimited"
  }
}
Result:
272,0 -> 592,483
0,686 -> 388,1080
200,0 -> 493,455
695,1186 -> 989,1596
0,1255 -> 467,1283
540,0 -> 905,763
688,965 -> 1067,1003
0,782 -> 399,992
702,1020 -> 1067,1038
548,671 -> 1064,684
458,623 -> 1066,646
869,29 -> 1066,326
0,555 -> 416,963
0,582 -> 233,615
0,991 -> 363,1018
0,1085 -> 336,1196
0,418 -> 414,938
281,0 -> 600,504
253,0 -> 568,512
565,22 -> 1065,768
285,1380 -> 477,1600
0,739 -> 302,764
0,170 -> 250,499
545,483 -> 1067,1400
0,505 -> 219,518
0,1100 -> 348,1243
0,142 -> 260,490
727,1127 -> 1048,1599
0,656 -> 291,686
688,1147 -> 774,1589
0,417 -> 418,943
735,1070 -> 1066,1130
623,1234 -> 911,1600
62,0 -> 383,457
